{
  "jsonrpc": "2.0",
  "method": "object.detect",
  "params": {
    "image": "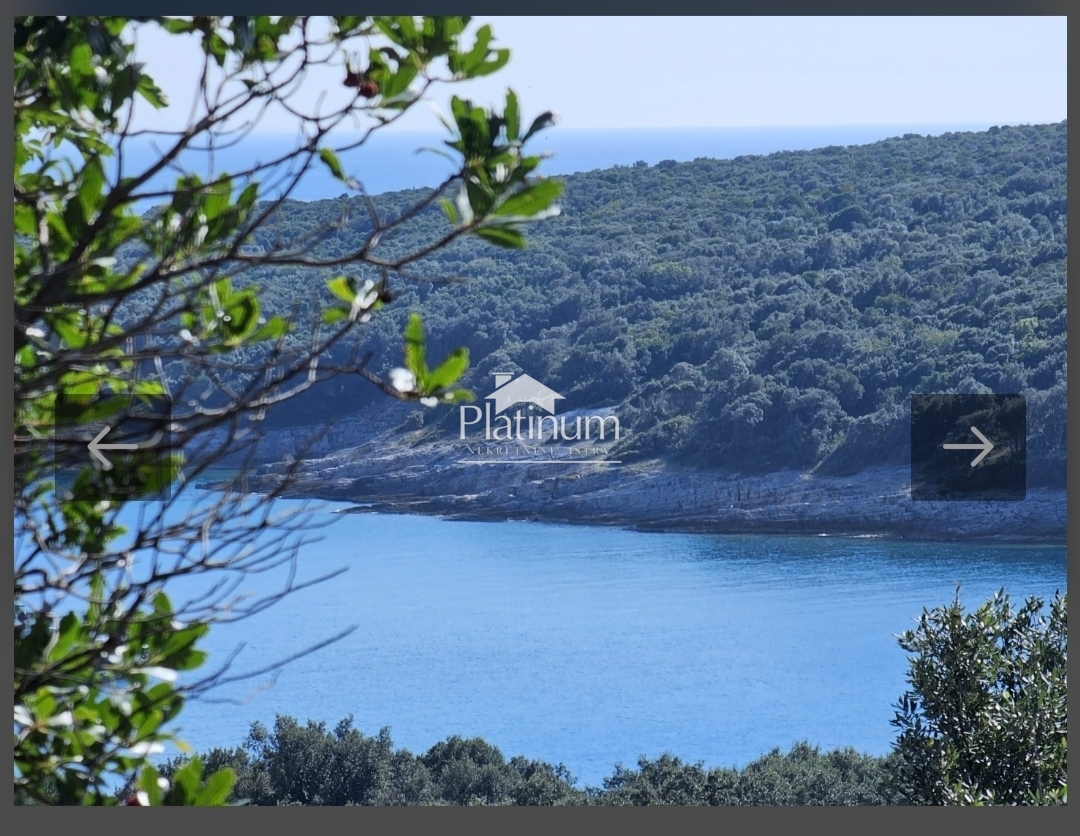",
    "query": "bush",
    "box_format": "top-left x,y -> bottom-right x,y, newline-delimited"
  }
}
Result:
890,588 -> 1067,805
600,744 -> 898,806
